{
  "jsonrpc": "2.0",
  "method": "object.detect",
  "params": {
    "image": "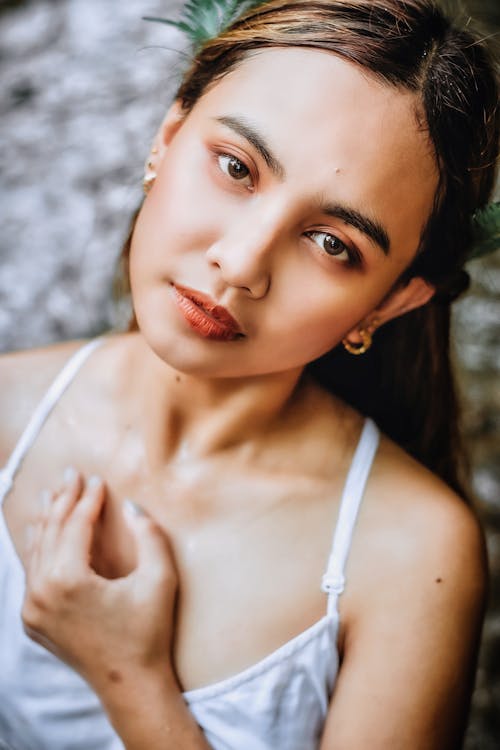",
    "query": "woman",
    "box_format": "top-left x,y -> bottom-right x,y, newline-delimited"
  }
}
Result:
0,0 -> 498,748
